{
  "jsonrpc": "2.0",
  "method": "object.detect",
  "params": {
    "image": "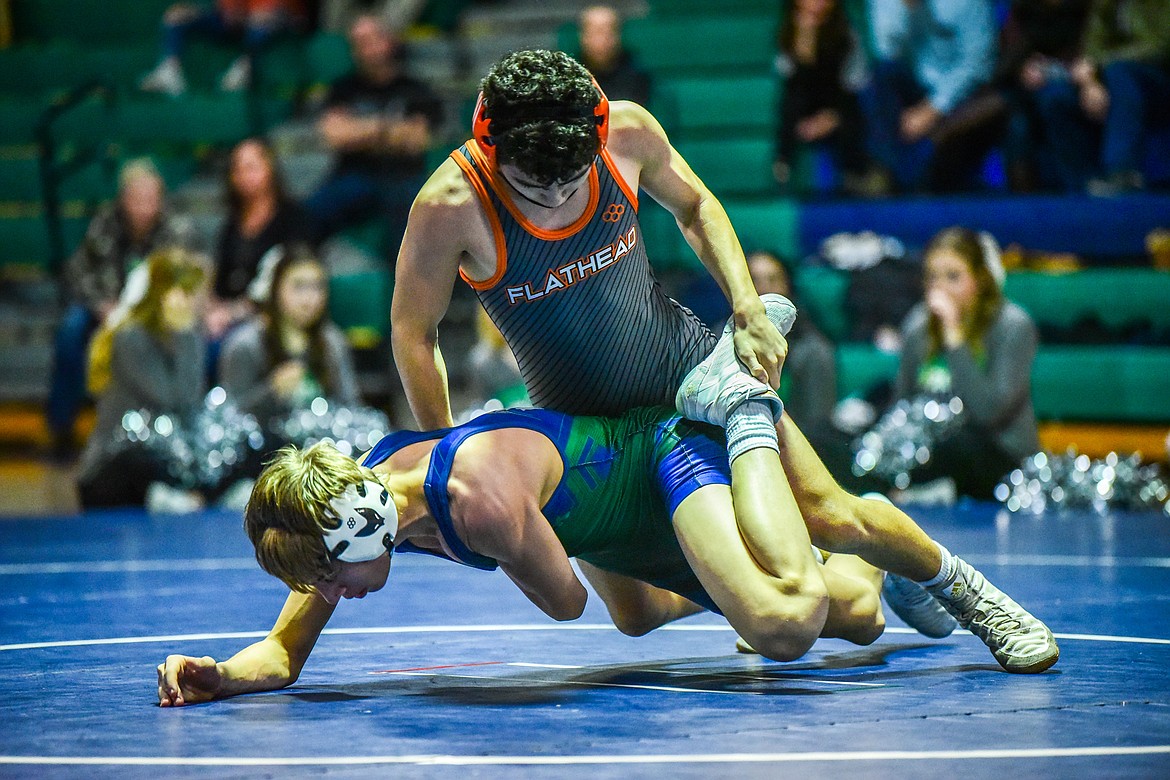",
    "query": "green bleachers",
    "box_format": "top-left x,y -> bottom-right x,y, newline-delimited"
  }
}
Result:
675,137 -> 775,197
793,265 -> 851,342
646,0 -> 776,13
829,343 -> 1170,422
329,269 -> 393,346
12,0 -> 172,45
724,199 -> 801,264
836,343 -> 899,400
622,15 -> 777,76
0,215 -> 88,269
1034,347 -> 1170,422
1004,270 -> 1170,329
117,95 -> 254,148
654,75 -> 777,141
306,33 -> 352,90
